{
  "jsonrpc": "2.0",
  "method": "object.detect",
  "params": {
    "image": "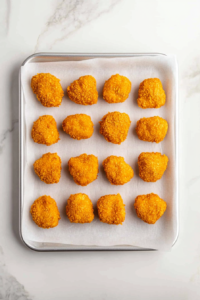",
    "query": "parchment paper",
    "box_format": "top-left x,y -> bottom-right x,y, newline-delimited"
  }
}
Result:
21,55 -> 178,250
